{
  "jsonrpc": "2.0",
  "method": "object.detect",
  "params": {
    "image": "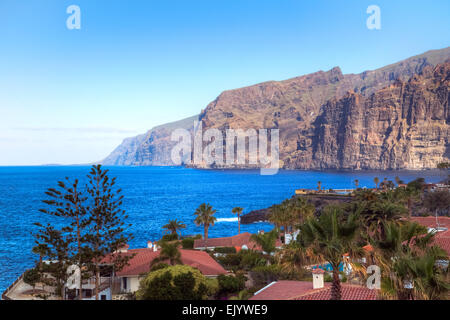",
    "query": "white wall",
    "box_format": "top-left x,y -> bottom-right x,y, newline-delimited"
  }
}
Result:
120,276 -> 142,293
83,287 -> 111,300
